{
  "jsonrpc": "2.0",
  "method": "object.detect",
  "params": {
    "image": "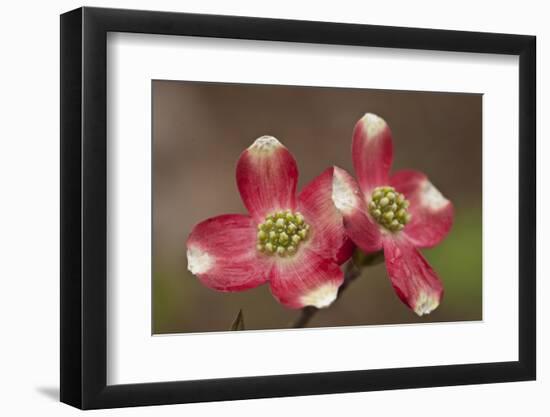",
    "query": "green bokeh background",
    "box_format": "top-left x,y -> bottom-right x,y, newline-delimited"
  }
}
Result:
152,81 -> 482,334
